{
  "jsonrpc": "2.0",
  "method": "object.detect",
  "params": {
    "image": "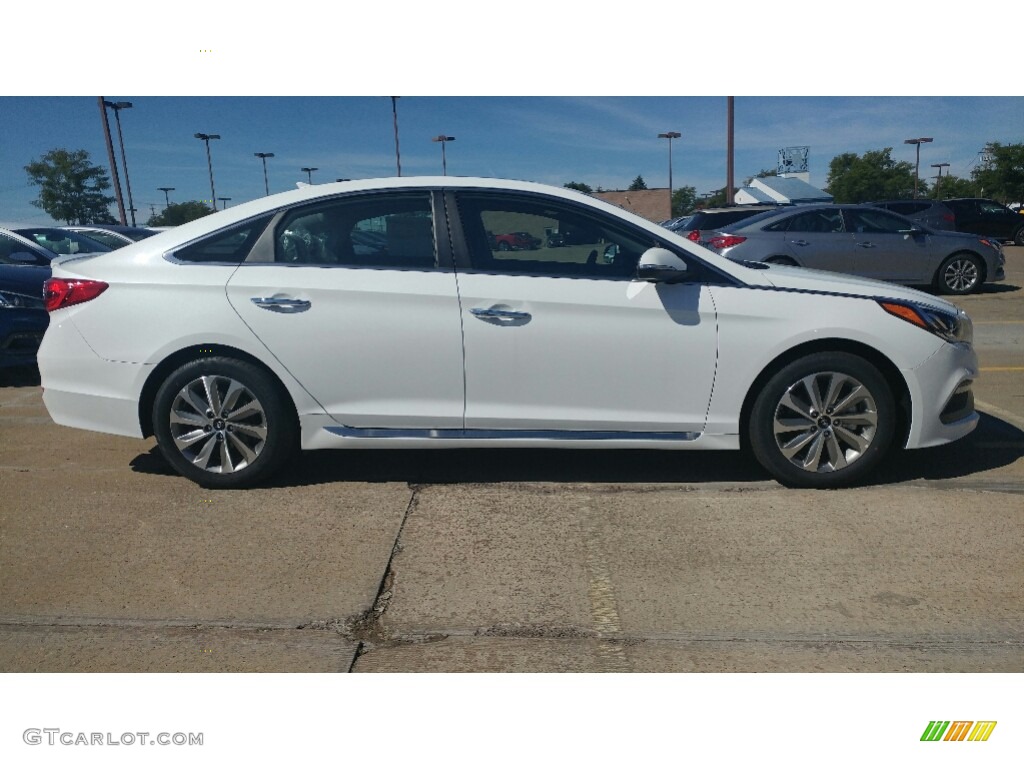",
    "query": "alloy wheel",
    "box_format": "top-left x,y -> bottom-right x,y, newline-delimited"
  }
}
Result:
168,375 -> 268,474
771,371 -> 879,474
